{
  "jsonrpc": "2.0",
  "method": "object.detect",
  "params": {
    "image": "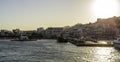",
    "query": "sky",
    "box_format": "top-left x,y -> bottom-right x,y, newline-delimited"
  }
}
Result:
0,0 -> 120,30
